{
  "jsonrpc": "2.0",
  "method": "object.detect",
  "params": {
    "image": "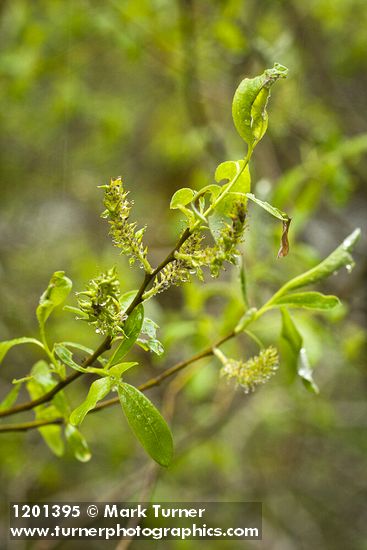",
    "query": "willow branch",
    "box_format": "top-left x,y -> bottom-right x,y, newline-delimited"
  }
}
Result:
0,330 -> 235,433
123,227 -> 191,315
93,329 -> 235,413
0,228 -> 193,421
0,418 -> 64,433
0,337 -> 113,419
